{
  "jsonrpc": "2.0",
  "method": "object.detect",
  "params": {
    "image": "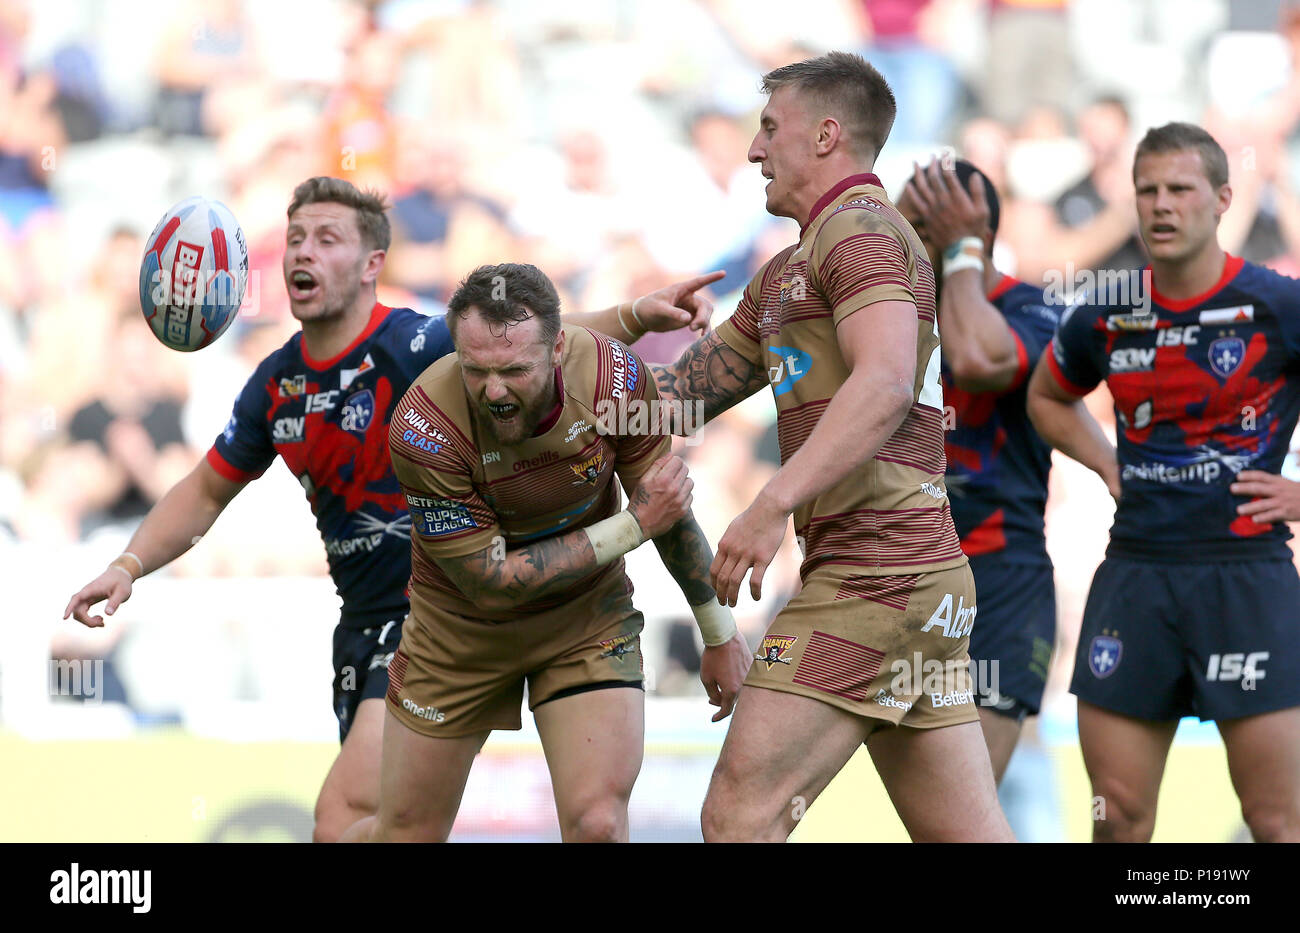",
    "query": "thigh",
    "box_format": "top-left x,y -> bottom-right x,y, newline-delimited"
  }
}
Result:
373,706 -> 488,842
534,684 -> 645,832
977,705 -> 1023,786
1218,706 -> 1300,837
709,684 -> 873,831
1076,699 -> 1177,825
318,697 -> 387,816
867,719 -> 1014,842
